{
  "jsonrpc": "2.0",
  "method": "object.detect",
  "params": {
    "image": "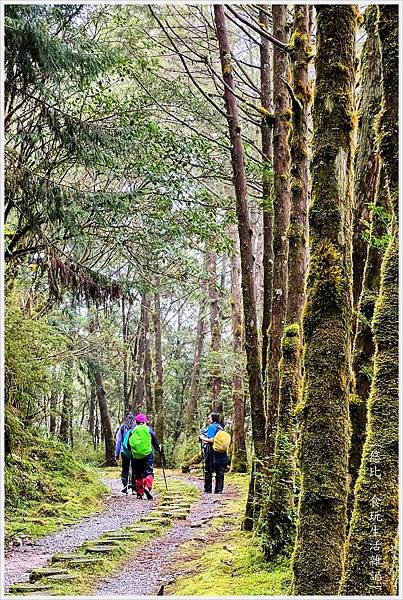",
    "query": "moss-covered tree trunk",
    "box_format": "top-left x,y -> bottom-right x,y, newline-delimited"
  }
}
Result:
93,367 -> 116,466
207,249 -> 222,414
186,294 -> 206,433
266,4 -> 291,457
351,5 -> 382,319
348,166 -> 389,521
152,290 -> 164,465
260,7 -> 274,386
229,223 -> 247,473
291,5 -> 358,595
340,6 -> 398,595
259,4 -> 310,560
214,8 -> 266,526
